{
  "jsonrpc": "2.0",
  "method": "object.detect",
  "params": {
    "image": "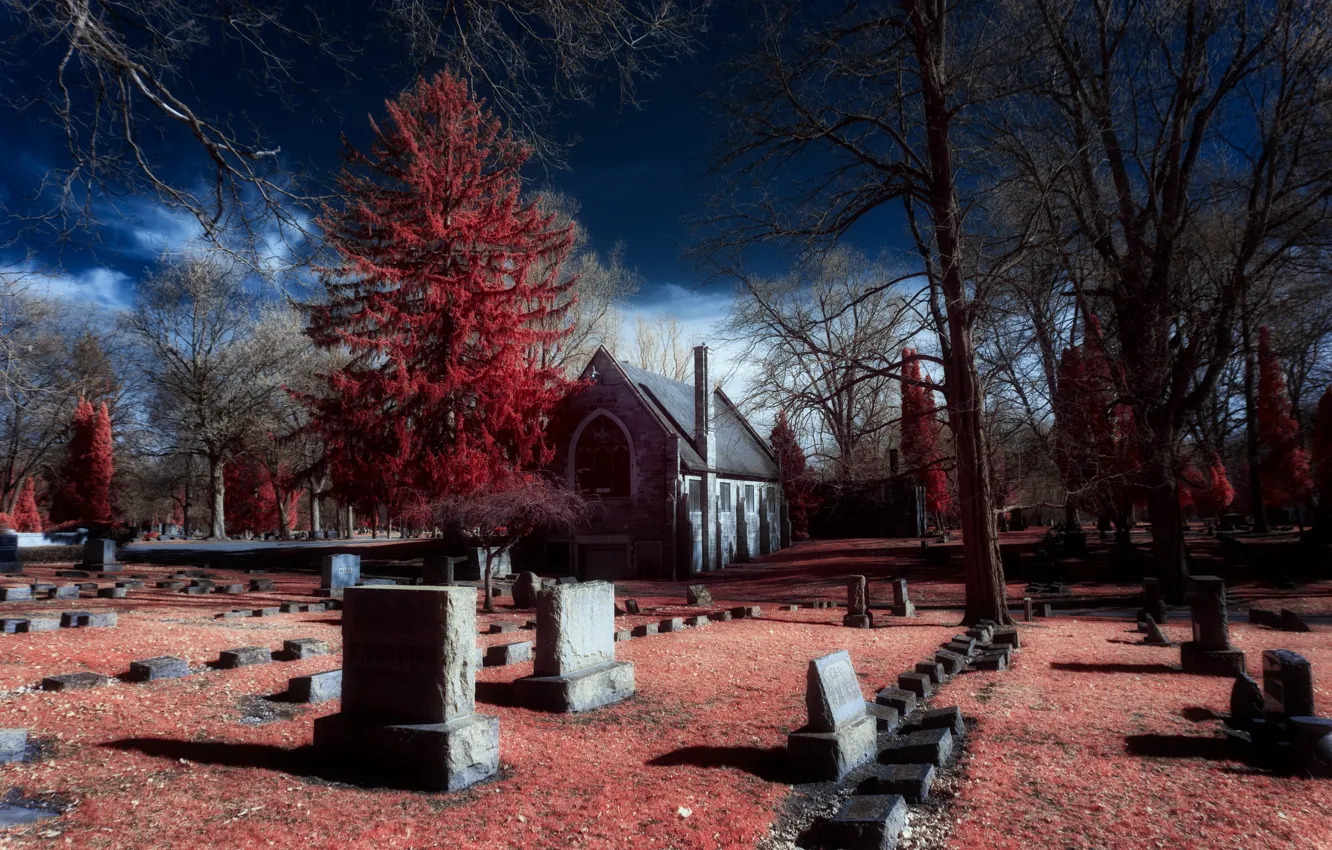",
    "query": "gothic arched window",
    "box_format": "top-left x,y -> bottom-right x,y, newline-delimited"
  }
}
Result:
575,415 -> 631,496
